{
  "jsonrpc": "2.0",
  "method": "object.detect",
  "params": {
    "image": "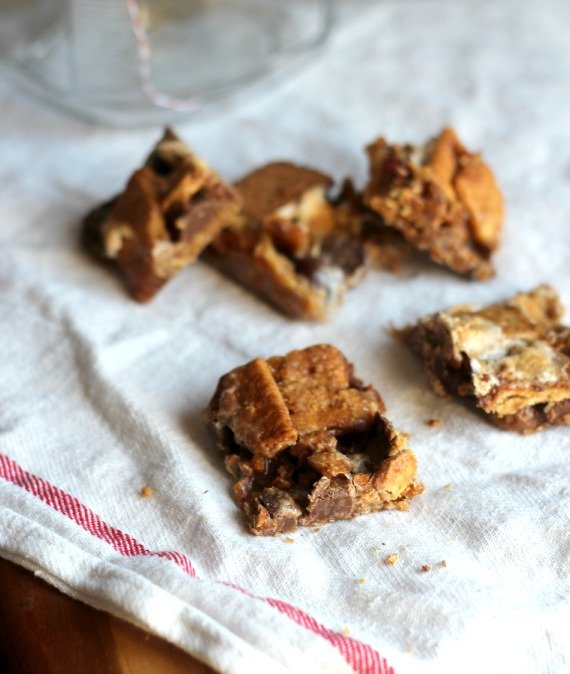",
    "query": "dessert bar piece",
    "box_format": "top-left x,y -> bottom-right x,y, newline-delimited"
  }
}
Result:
402,285 -> 570,433
333,179 -> 412,275
364,127 -> 504,280
207,163 -> 375,320
206,344 -> 422,535
82,128 -> 242,302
